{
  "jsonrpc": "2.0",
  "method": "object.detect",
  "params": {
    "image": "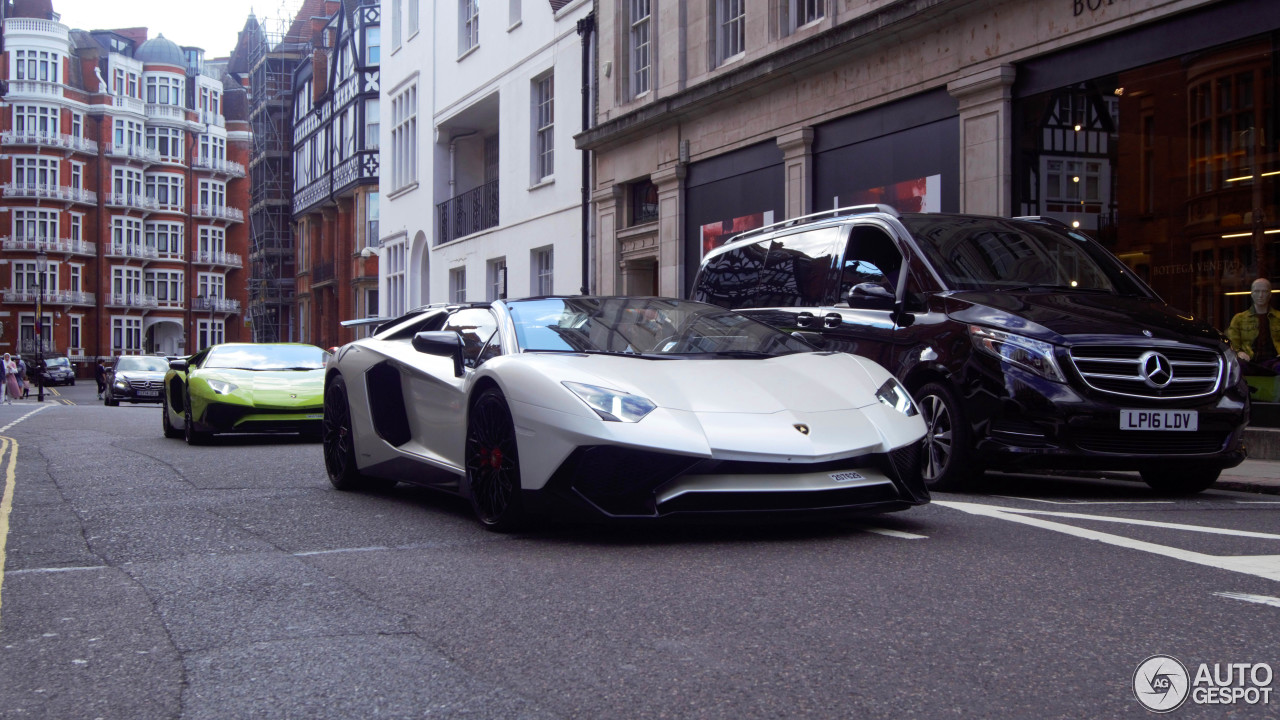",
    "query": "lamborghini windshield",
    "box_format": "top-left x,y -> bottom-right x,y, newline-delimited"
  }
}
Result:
204,344 -> 330,371
504,297 -> 814,357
